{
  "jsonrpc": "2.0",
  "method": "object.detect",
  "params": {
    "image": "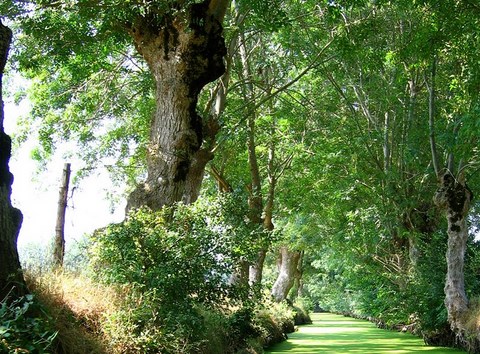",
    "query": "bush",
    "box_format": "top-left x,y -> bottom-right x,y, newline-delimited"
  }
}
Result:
12,196 -> 298,354
248,296 -> 298,349
87,199 -> 261,353
89,202 -> 255,308
293,304 -> 312,326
